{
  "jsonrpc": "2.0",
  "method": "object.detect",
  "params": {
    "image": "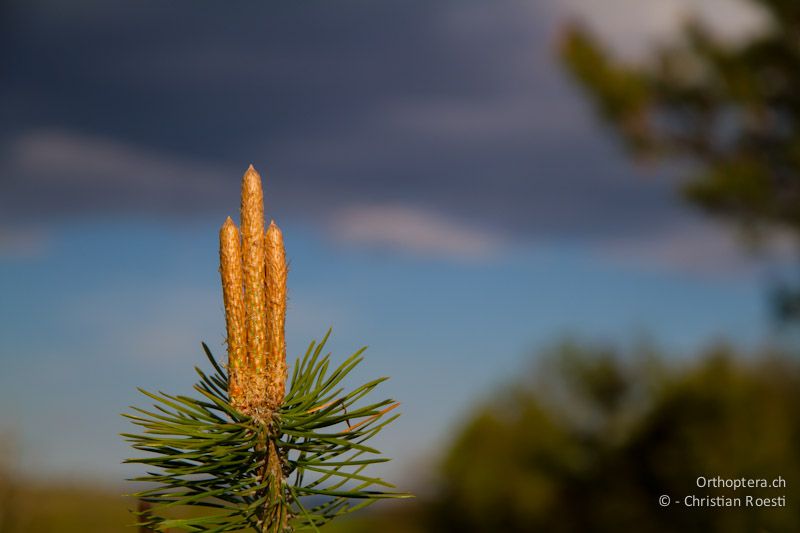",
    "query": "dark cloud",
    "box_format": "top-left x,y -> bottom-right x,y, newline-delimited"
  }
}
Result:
1,0 -> 686,243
